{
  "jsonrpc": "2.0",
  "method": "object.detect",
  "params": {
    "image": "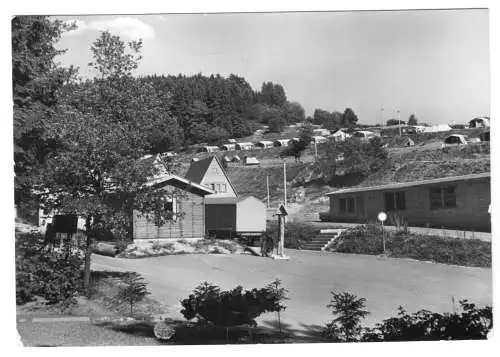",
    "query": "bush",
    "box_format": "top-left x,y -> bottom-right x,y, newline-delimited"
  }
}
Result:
323,291 -> 370,342
180,282 -> 282,328
266,221 -> 317,249
116,272 -> 150,316
16,232 -> 85,304
329,224 -> 491,267
362,300 -> 492,341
